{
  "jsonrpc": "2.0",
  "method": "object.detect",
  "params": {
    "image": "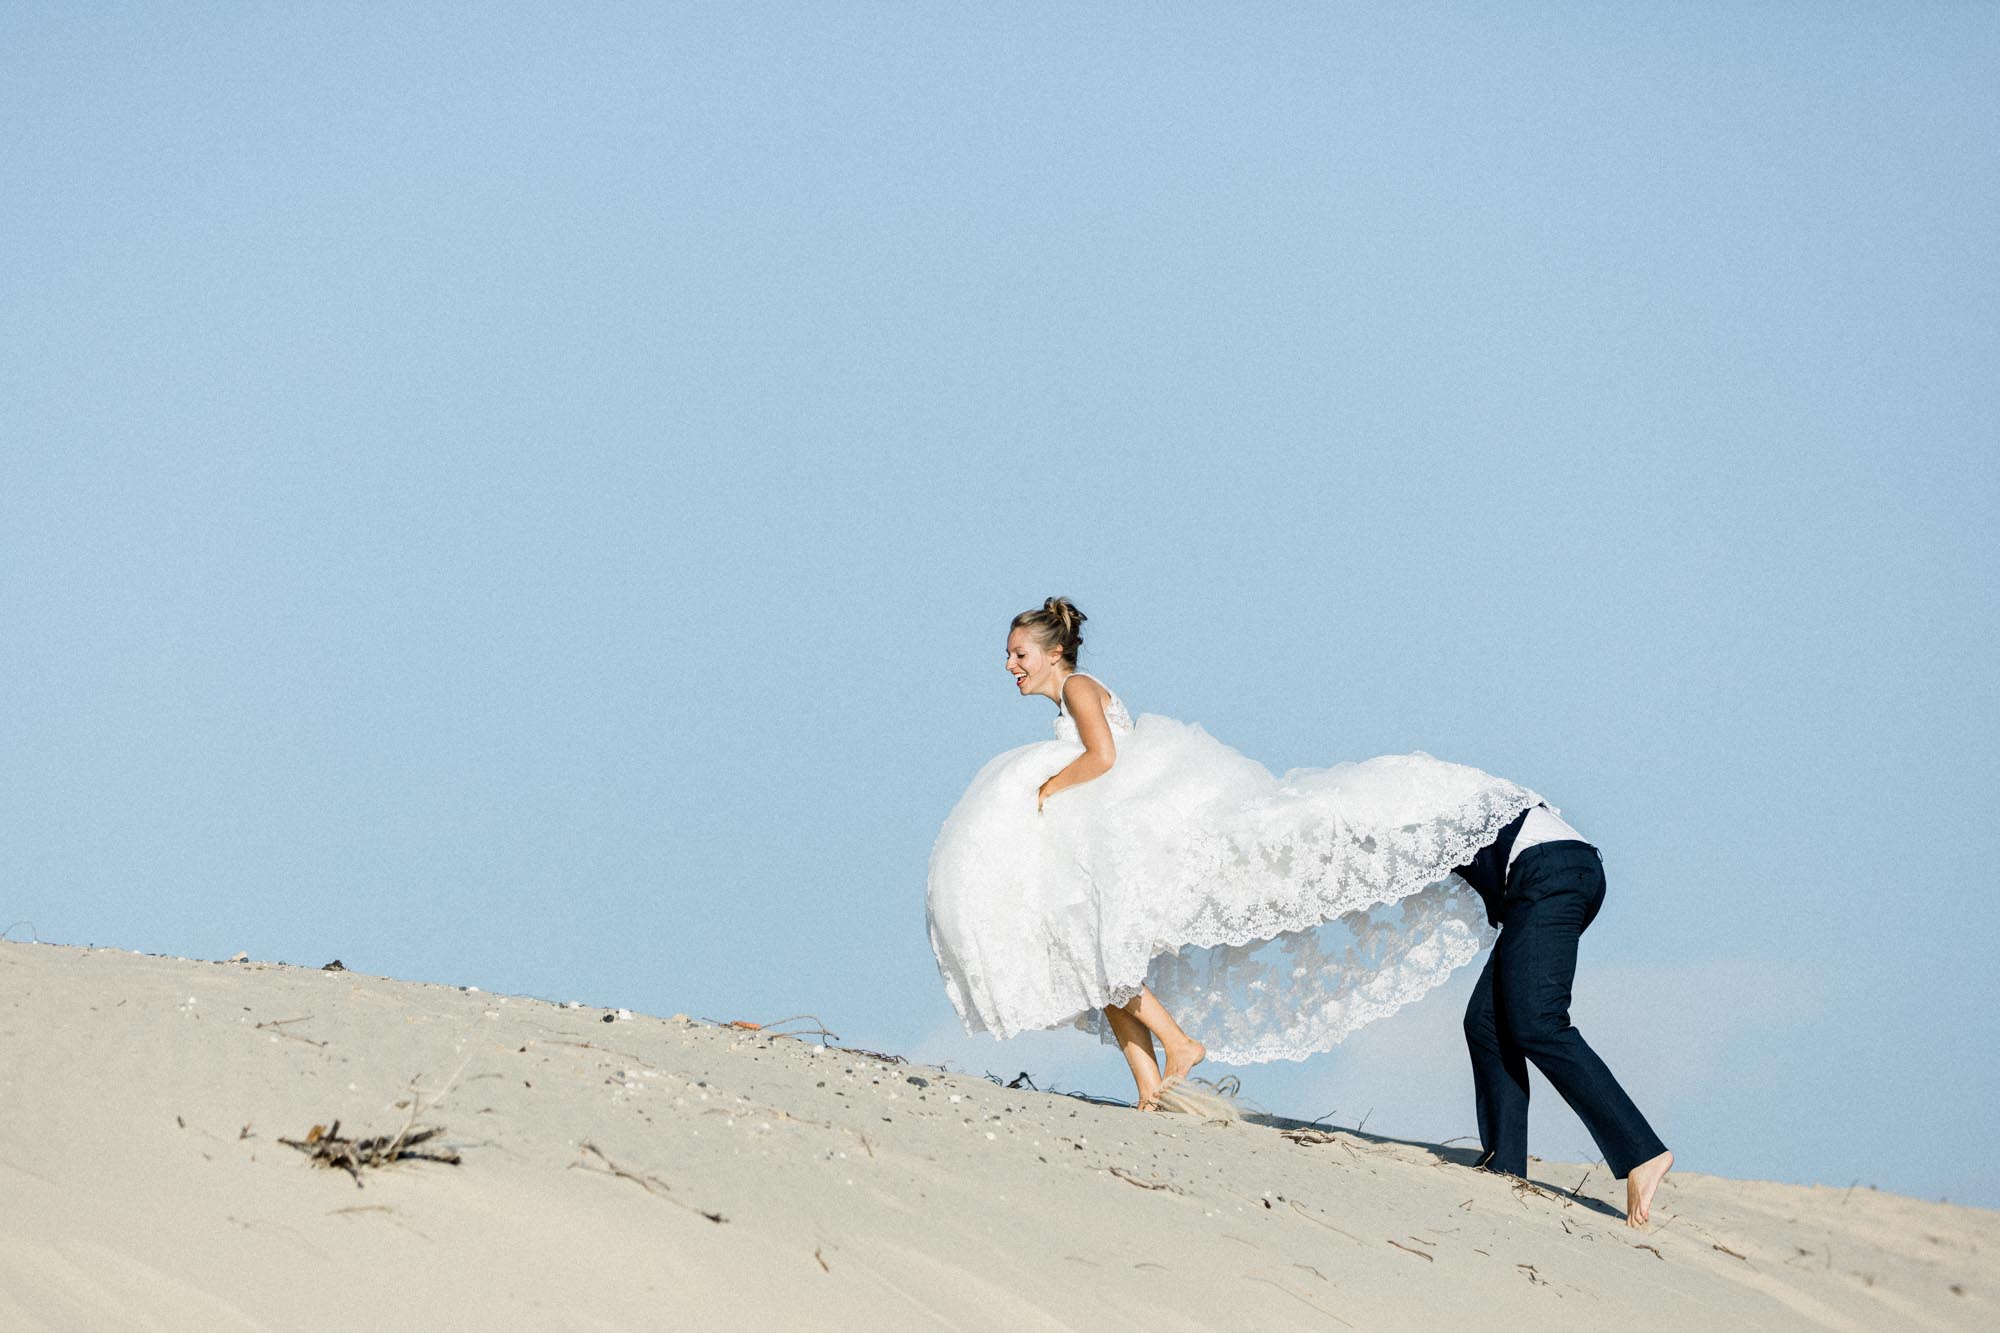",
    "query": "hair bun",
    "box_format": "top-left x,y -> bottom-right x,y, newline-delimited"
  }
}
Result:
1012,596 -> 1088,665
